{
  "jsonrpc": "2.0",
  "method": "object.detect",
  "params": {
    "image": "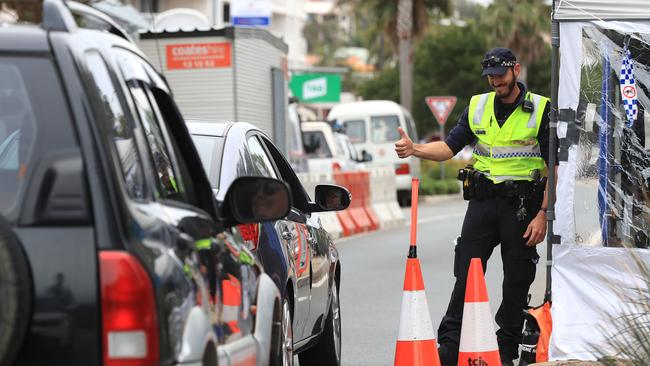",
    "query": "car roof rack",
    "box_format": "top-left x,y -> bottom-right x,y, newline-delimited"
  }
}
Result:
42,0 -> 133,43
